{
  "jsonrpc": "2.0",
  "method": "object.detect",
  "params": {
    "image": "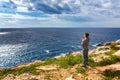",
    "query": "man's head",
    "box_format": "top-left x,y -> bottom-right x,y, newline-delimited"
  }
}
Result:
84,32 -> 89,38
